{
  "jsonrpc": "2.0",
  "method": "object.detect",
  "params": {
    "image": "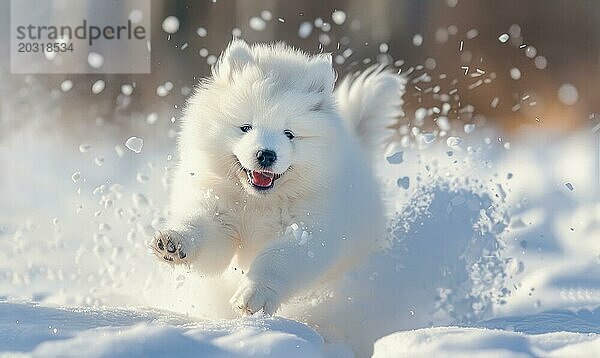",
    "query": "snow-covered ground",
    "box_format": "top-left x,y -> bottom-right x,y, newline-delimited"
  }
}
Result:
373,326 -> 600,357
0,302 -> 327,358
1,104 -> 598,356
